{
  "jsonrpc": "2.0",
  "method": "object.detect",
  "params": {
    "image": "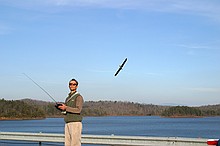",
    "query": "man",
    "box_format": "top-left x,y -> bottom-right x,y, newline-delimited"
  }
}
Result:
58,79 -> 84,146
